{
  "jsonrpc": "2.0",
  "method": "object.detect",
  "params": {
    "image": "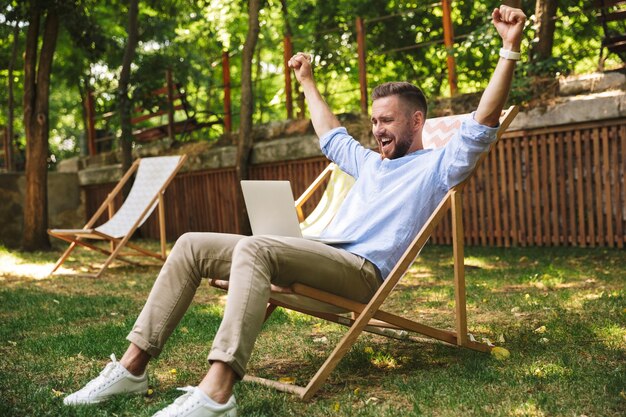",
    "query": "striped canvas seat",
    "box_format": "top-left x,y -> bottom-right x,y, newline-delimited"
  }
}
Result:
422,114 -> 465,149
95,157 -> 185,238
48,155 -> 187,278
